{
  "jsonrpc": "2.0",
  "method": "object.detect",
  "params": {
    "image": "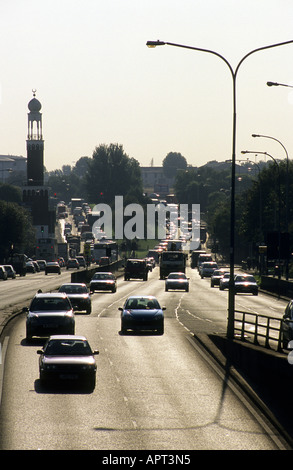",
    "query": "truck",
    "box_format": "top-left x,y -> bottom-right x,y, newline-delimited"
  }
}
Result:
57,242 -> 69,262
8,253 -> 27,276
159,251 -> 187,279
124,259 -> 148,281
